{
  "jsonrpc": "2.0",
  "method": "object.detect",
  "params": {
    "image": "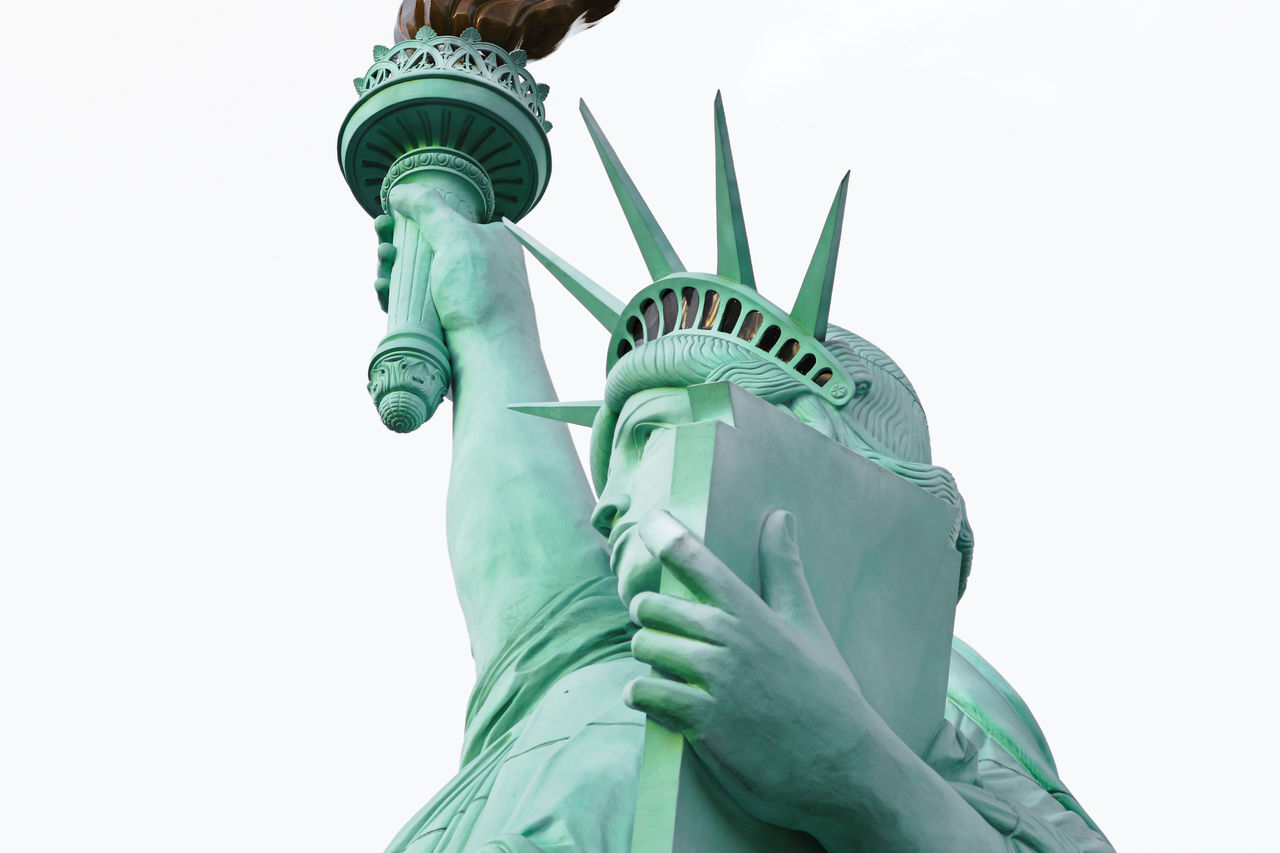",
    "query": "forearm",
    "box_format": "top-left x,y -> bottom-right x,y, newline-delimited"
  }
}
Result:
378,188 -> 614,672
445,311 -> 610,673
805,702 -> 1007,853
